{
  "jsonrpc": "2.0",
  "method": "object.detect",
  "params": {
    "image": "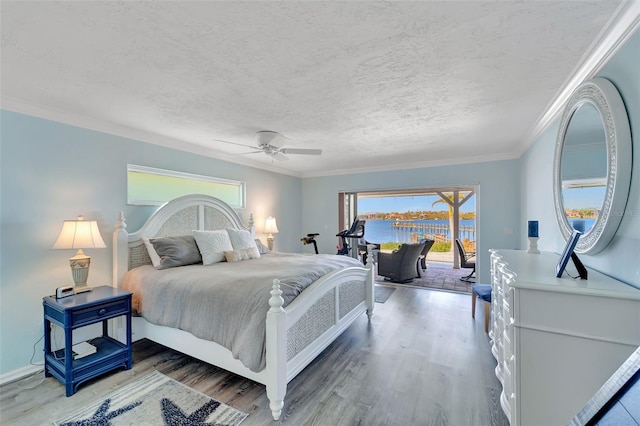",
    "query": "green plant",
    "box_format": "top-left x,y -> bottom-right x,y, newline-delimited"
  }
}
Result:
379,242 -> 402,251
431,241 -> 451,252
